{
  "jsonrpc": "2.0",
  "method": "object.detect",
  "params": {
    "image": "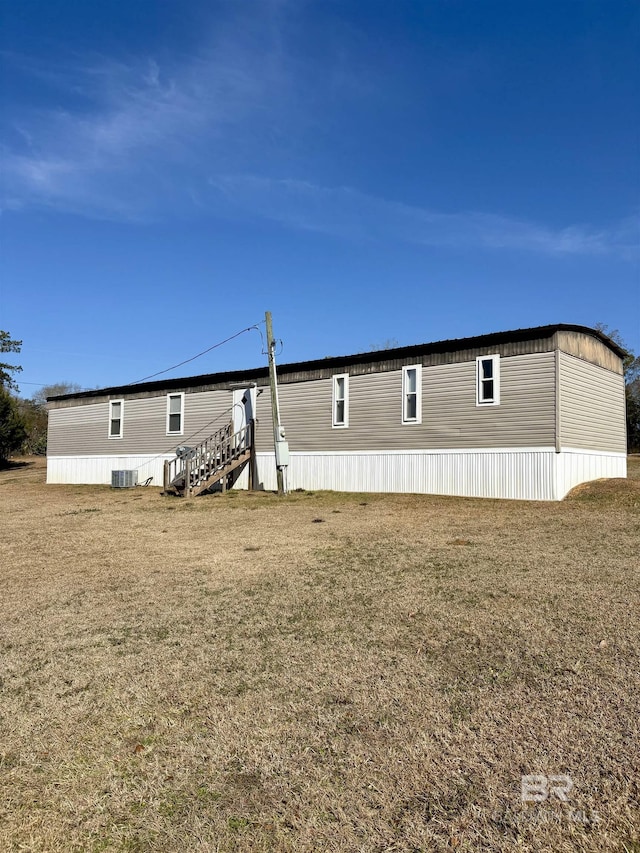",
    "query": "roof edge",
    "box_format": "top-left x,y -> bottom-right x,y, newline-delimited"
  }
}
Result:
48,323 -> 627,402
